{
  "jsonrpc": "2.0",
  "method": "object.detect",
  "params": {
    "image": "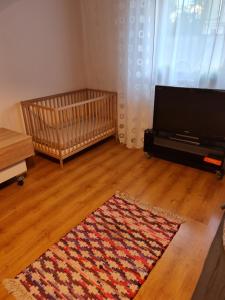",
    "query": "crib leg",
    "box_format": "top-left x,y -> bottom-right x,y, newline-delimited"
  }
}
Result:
59,159 -> 64,169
